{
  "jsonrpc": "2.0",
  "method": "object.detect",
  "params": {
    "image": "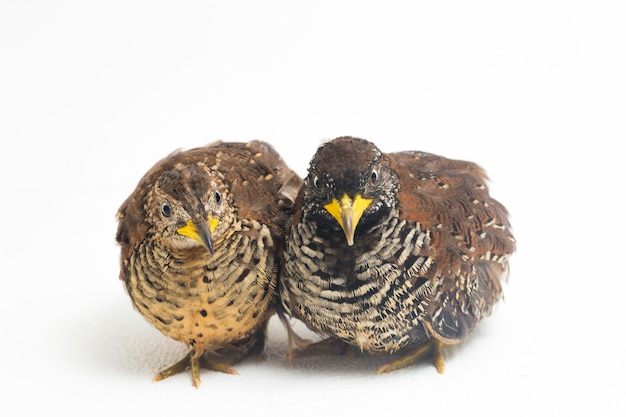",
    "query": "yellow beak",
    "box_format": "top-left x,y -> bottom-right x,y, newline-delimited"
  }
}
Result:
324,194 -> 372,246
177,214 -> 219,253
